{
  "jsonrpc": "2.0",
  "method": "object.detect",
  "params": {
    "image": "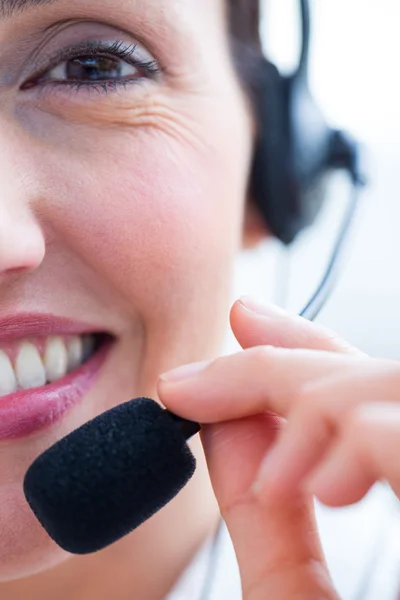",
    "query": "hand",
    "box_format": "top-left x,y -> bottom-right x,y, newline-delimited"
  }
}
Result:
158,298 -> 375,599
